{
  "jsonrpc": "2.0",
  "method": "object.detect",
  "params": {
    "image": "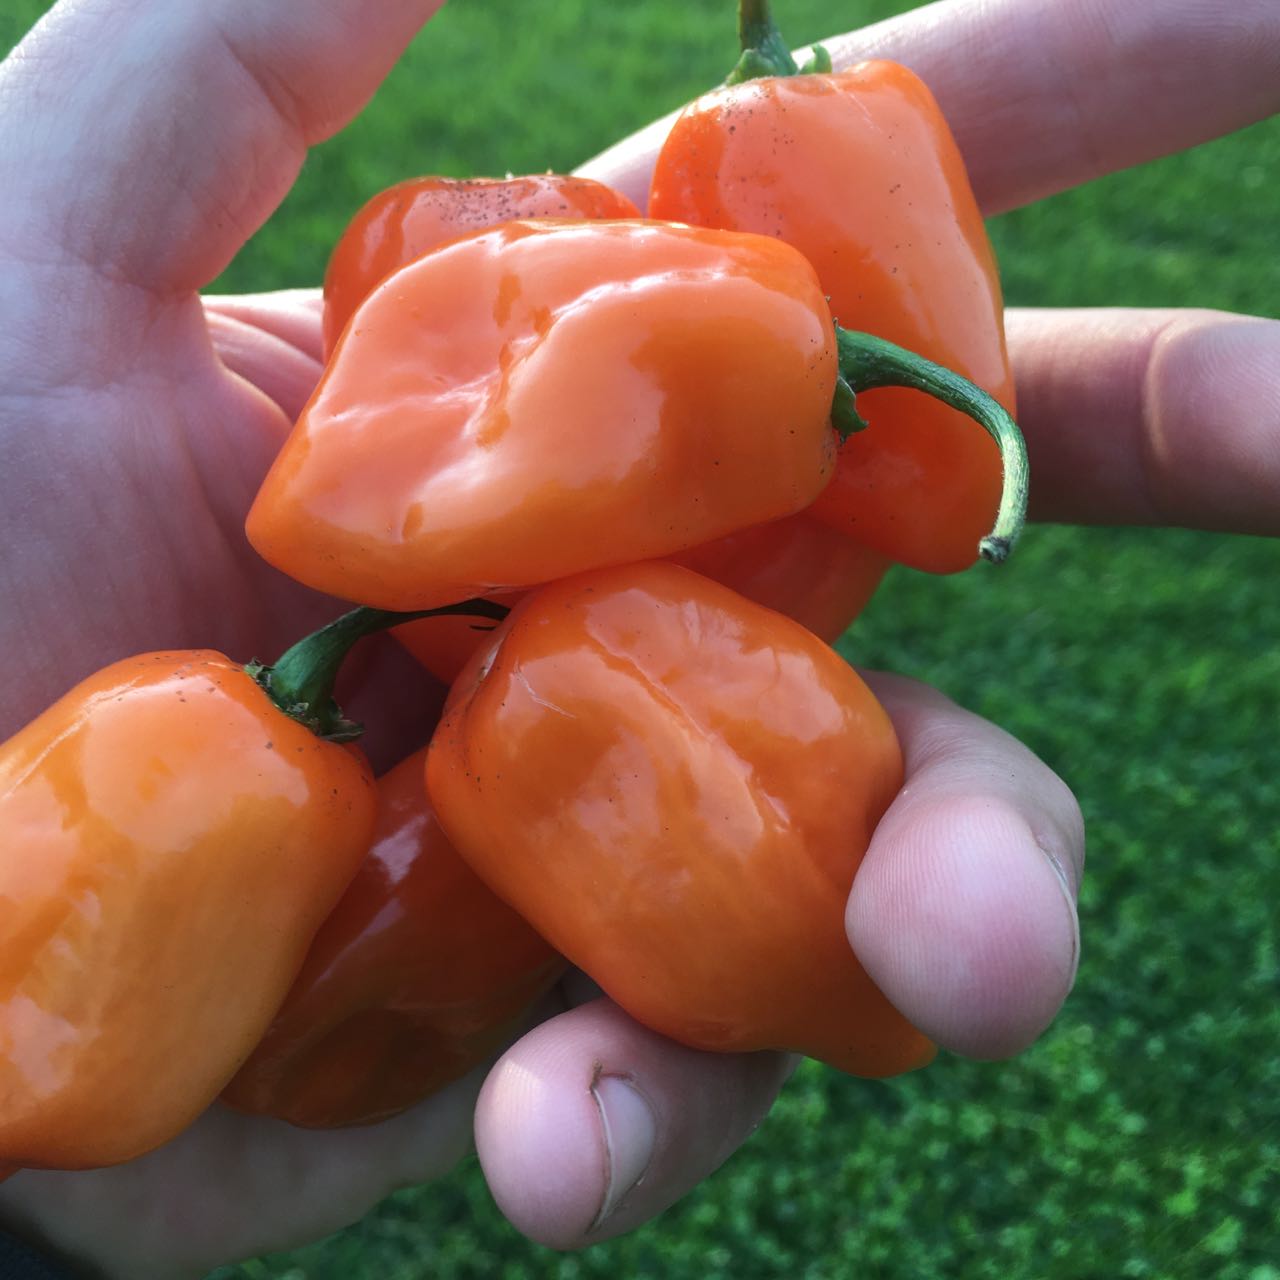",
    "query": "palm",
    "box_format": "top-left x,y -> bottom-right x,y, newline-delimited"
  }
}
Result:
0,291 -> 436,761
6,1059 -> 485,1279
